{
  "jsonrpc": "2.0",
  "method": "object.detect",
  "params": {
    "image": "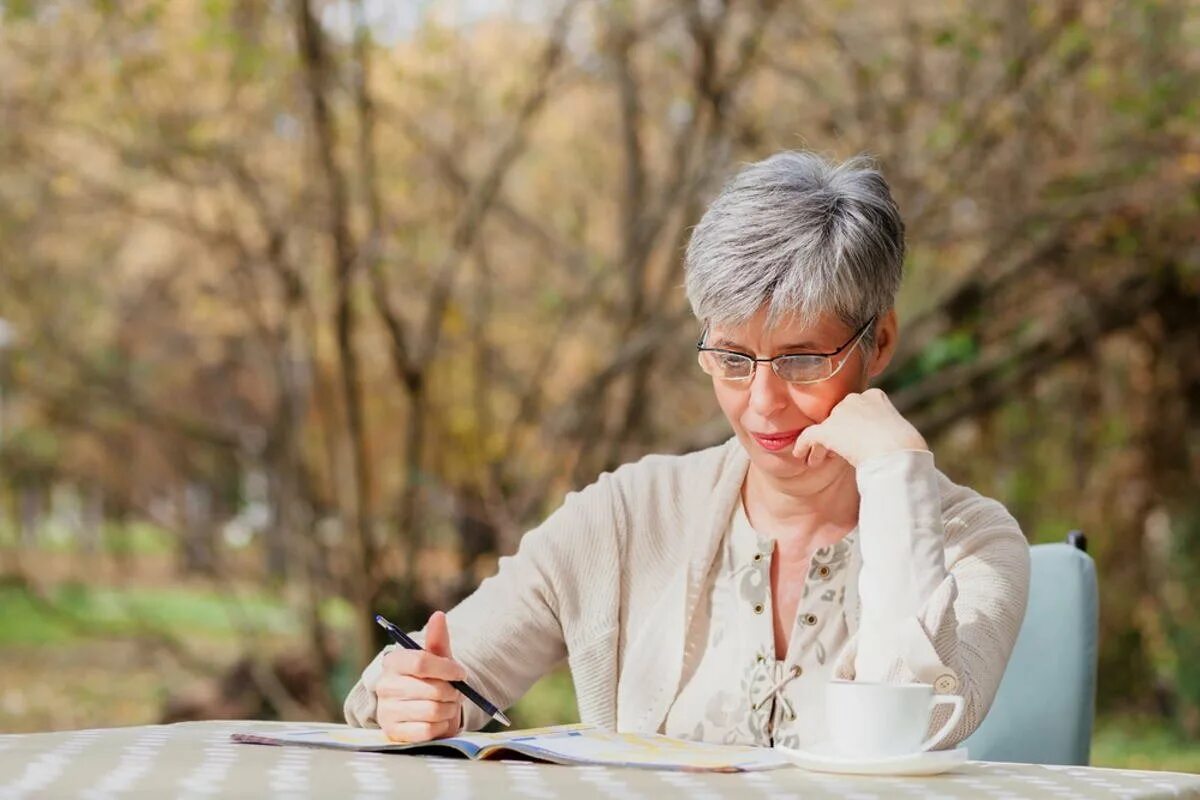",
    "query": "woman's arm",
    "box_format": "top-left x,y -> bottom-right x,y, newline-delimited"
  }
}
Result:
343,473 -> 624,732
837,449 -> 1031,748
